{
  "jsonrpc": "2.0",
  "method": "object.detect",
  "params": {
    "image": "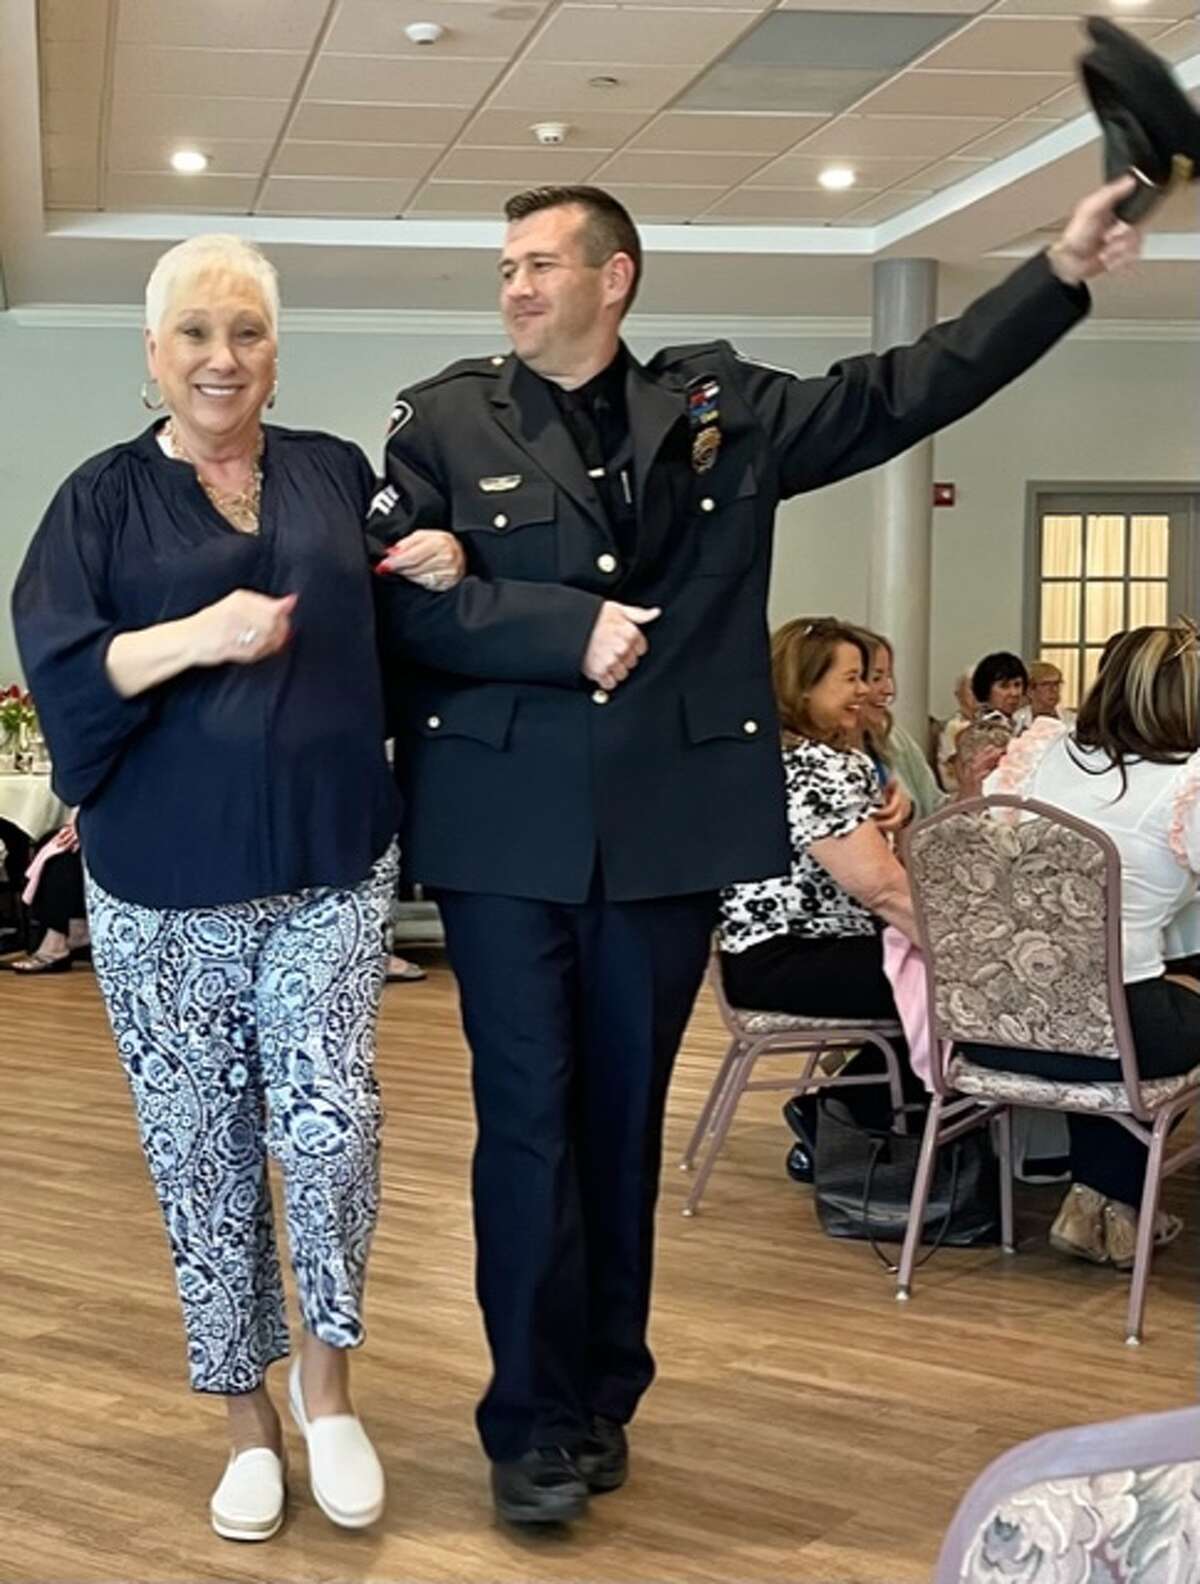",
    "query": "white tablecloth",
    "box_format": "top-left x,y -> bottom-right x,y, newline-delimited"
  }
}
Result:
0,773 -> 68,840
